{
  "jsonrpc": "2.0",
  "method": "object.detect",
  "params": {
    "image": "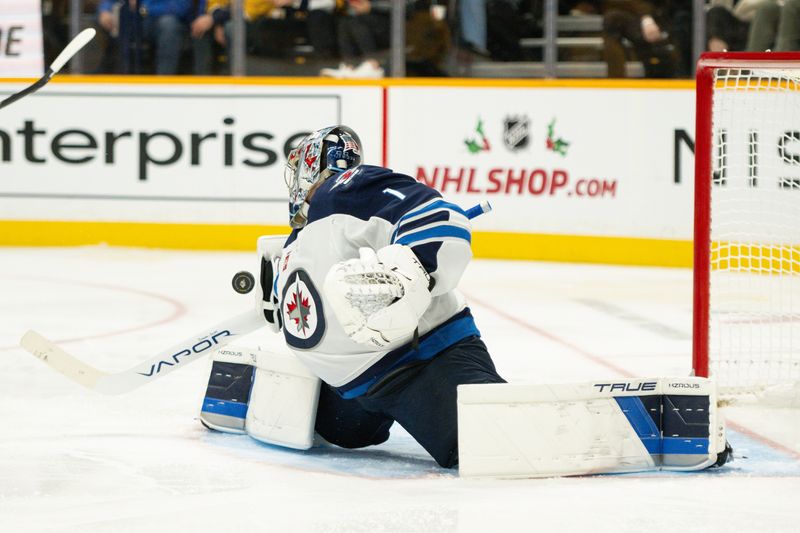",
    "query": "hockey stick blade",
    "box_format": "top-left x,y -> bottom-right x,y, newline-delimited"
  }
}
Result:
0,28 -> 96,111
21,330 -> 107,389
19,310 -> 266,394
